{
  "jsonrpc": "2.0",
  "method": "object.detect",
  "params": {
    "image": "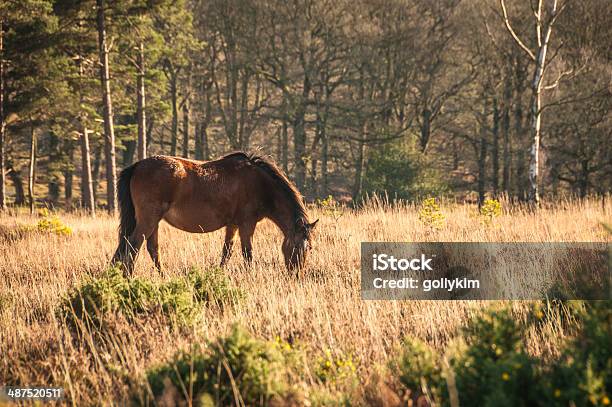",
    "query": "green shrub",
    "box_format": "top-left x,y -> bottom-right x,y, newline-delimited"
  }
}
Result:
418,198 -> 446,230
480,199 -> 502,225
363,141 -> 448,201
392,337 -> 445,403
450,307 -> 542,407
314,349 -> 357,385
391,304 -> 612,407
144,326 -> 294,406
548,301 -> 611,406
60,265 -> 242,327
